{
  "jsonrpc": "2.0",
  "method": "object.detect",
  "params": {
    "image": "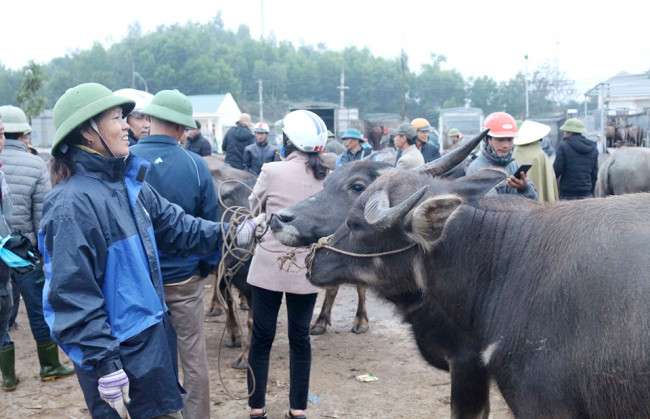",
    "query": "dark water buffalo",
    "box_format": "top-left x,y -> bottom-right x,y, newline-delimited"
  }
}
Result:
596,147 -> 650,196
204,155 -> 256,369
306,153 -> 650,417
271,134 -> 493,418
